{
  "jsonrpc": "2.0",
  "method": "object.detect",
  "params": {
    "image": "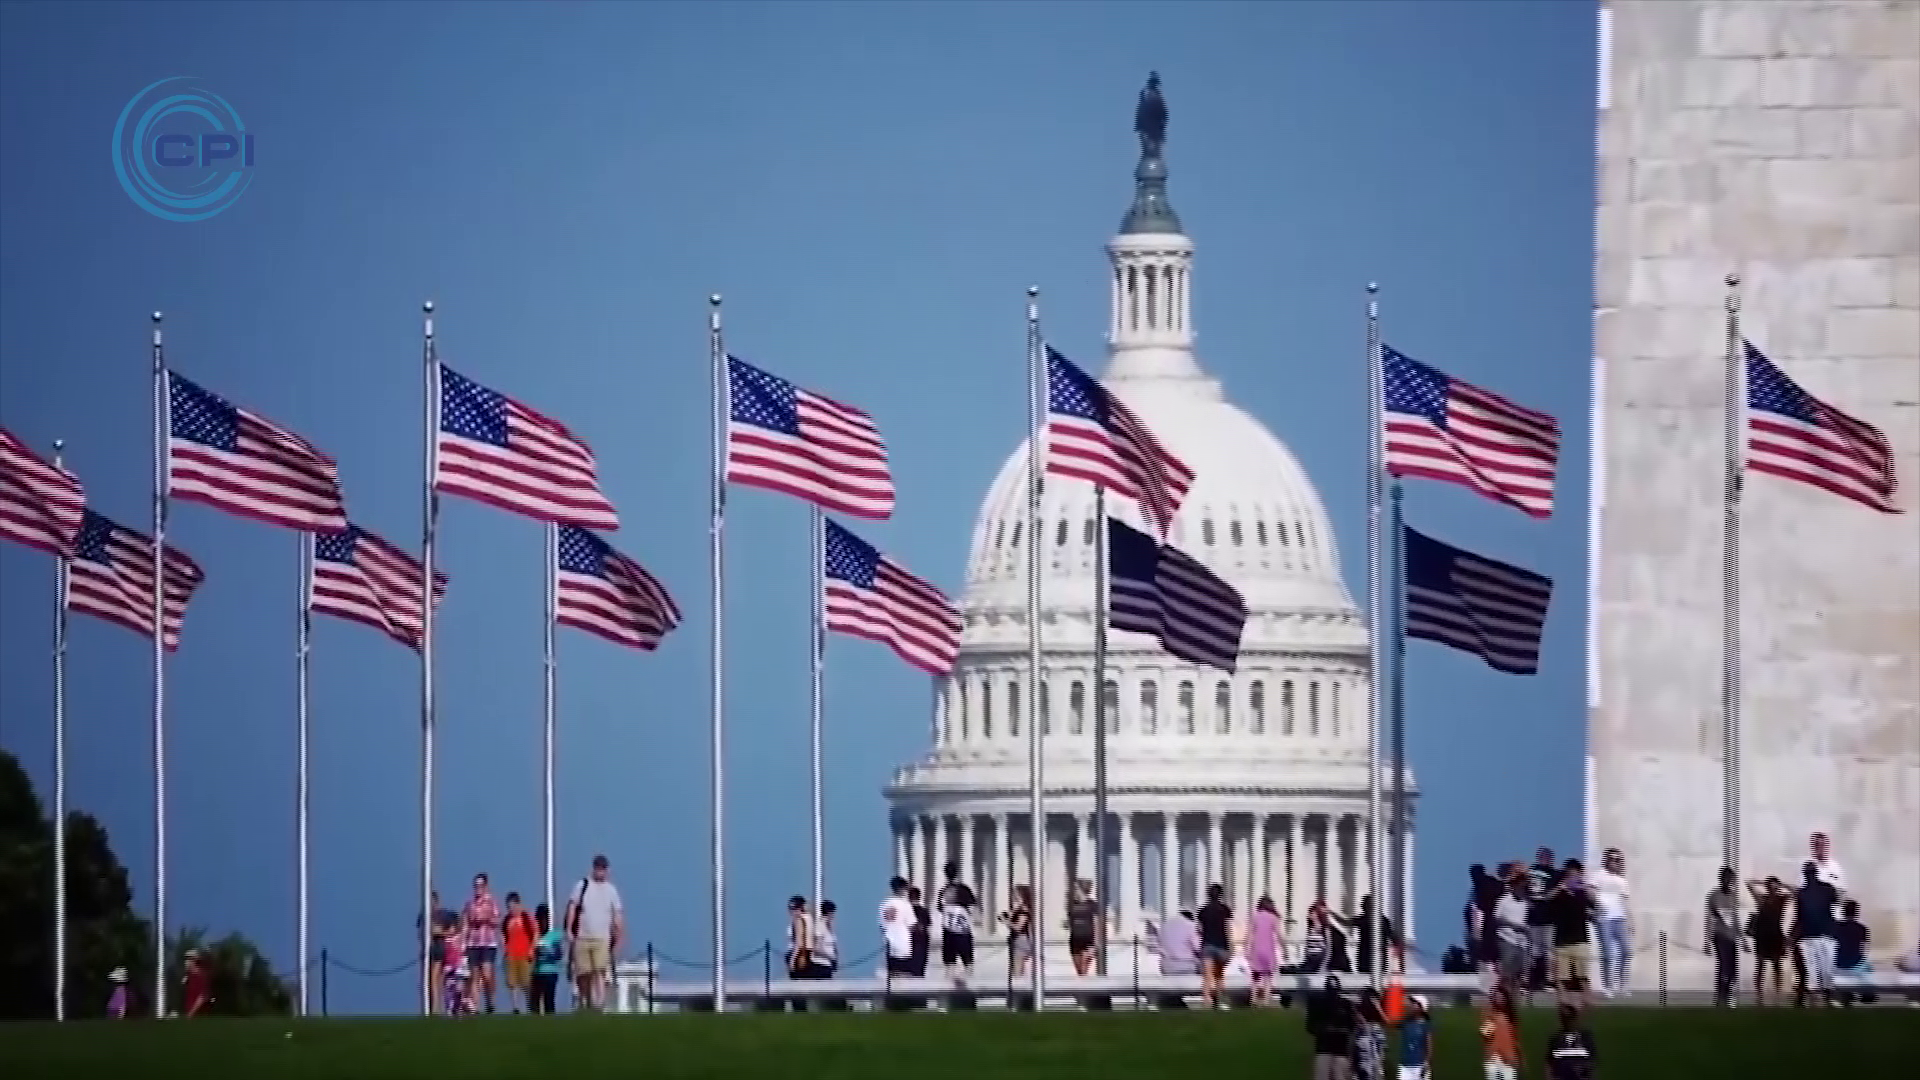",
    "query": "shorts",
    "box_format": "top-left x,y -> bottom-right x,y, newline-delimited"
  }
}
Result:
1553,945 -> 1589,984
1202,945 -> 1231,972
885,954 -> 916,977
1398,1068 -> 1430,1080
466,944 -> 498,968
1497,940 -> 1530,982
1069,934 -> 1096,954
505,953 -> 532,989
1484,1063 -> 1517,1080
427,939 -> 445,964
573,937 -> 611,976
941,932 -> 975,967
